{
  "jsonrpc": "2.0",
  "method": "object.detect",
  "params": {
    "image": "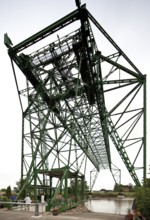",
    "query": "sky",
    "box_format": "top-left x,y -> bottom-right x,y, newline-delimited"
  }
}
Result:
0,0 -> 150,190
